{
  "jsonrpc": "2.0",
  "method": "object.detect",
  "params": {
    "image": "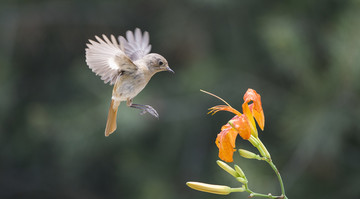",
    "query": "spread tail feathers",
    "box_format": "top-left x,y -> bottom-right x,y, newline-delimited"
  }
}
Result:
105,99 -> 119,137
